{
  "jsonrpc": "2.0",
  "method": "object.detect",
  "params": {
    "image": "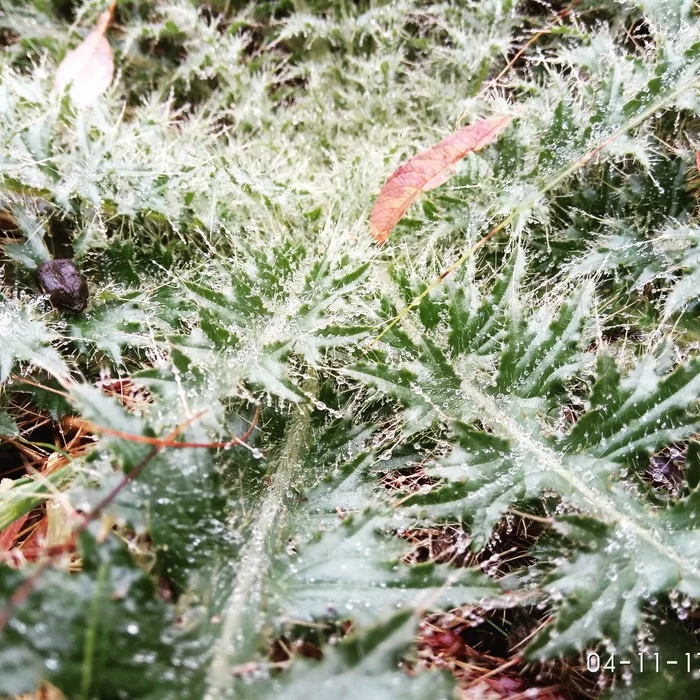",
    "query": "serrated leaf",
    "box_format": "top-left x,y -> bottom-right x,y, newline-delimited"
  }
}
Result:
245,613 -> 454,700
604,620 -> 700,697
271,511 -> 500,626
354,257 -> 700,656
0,298 -> 68,383
3,207 -> 51,270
